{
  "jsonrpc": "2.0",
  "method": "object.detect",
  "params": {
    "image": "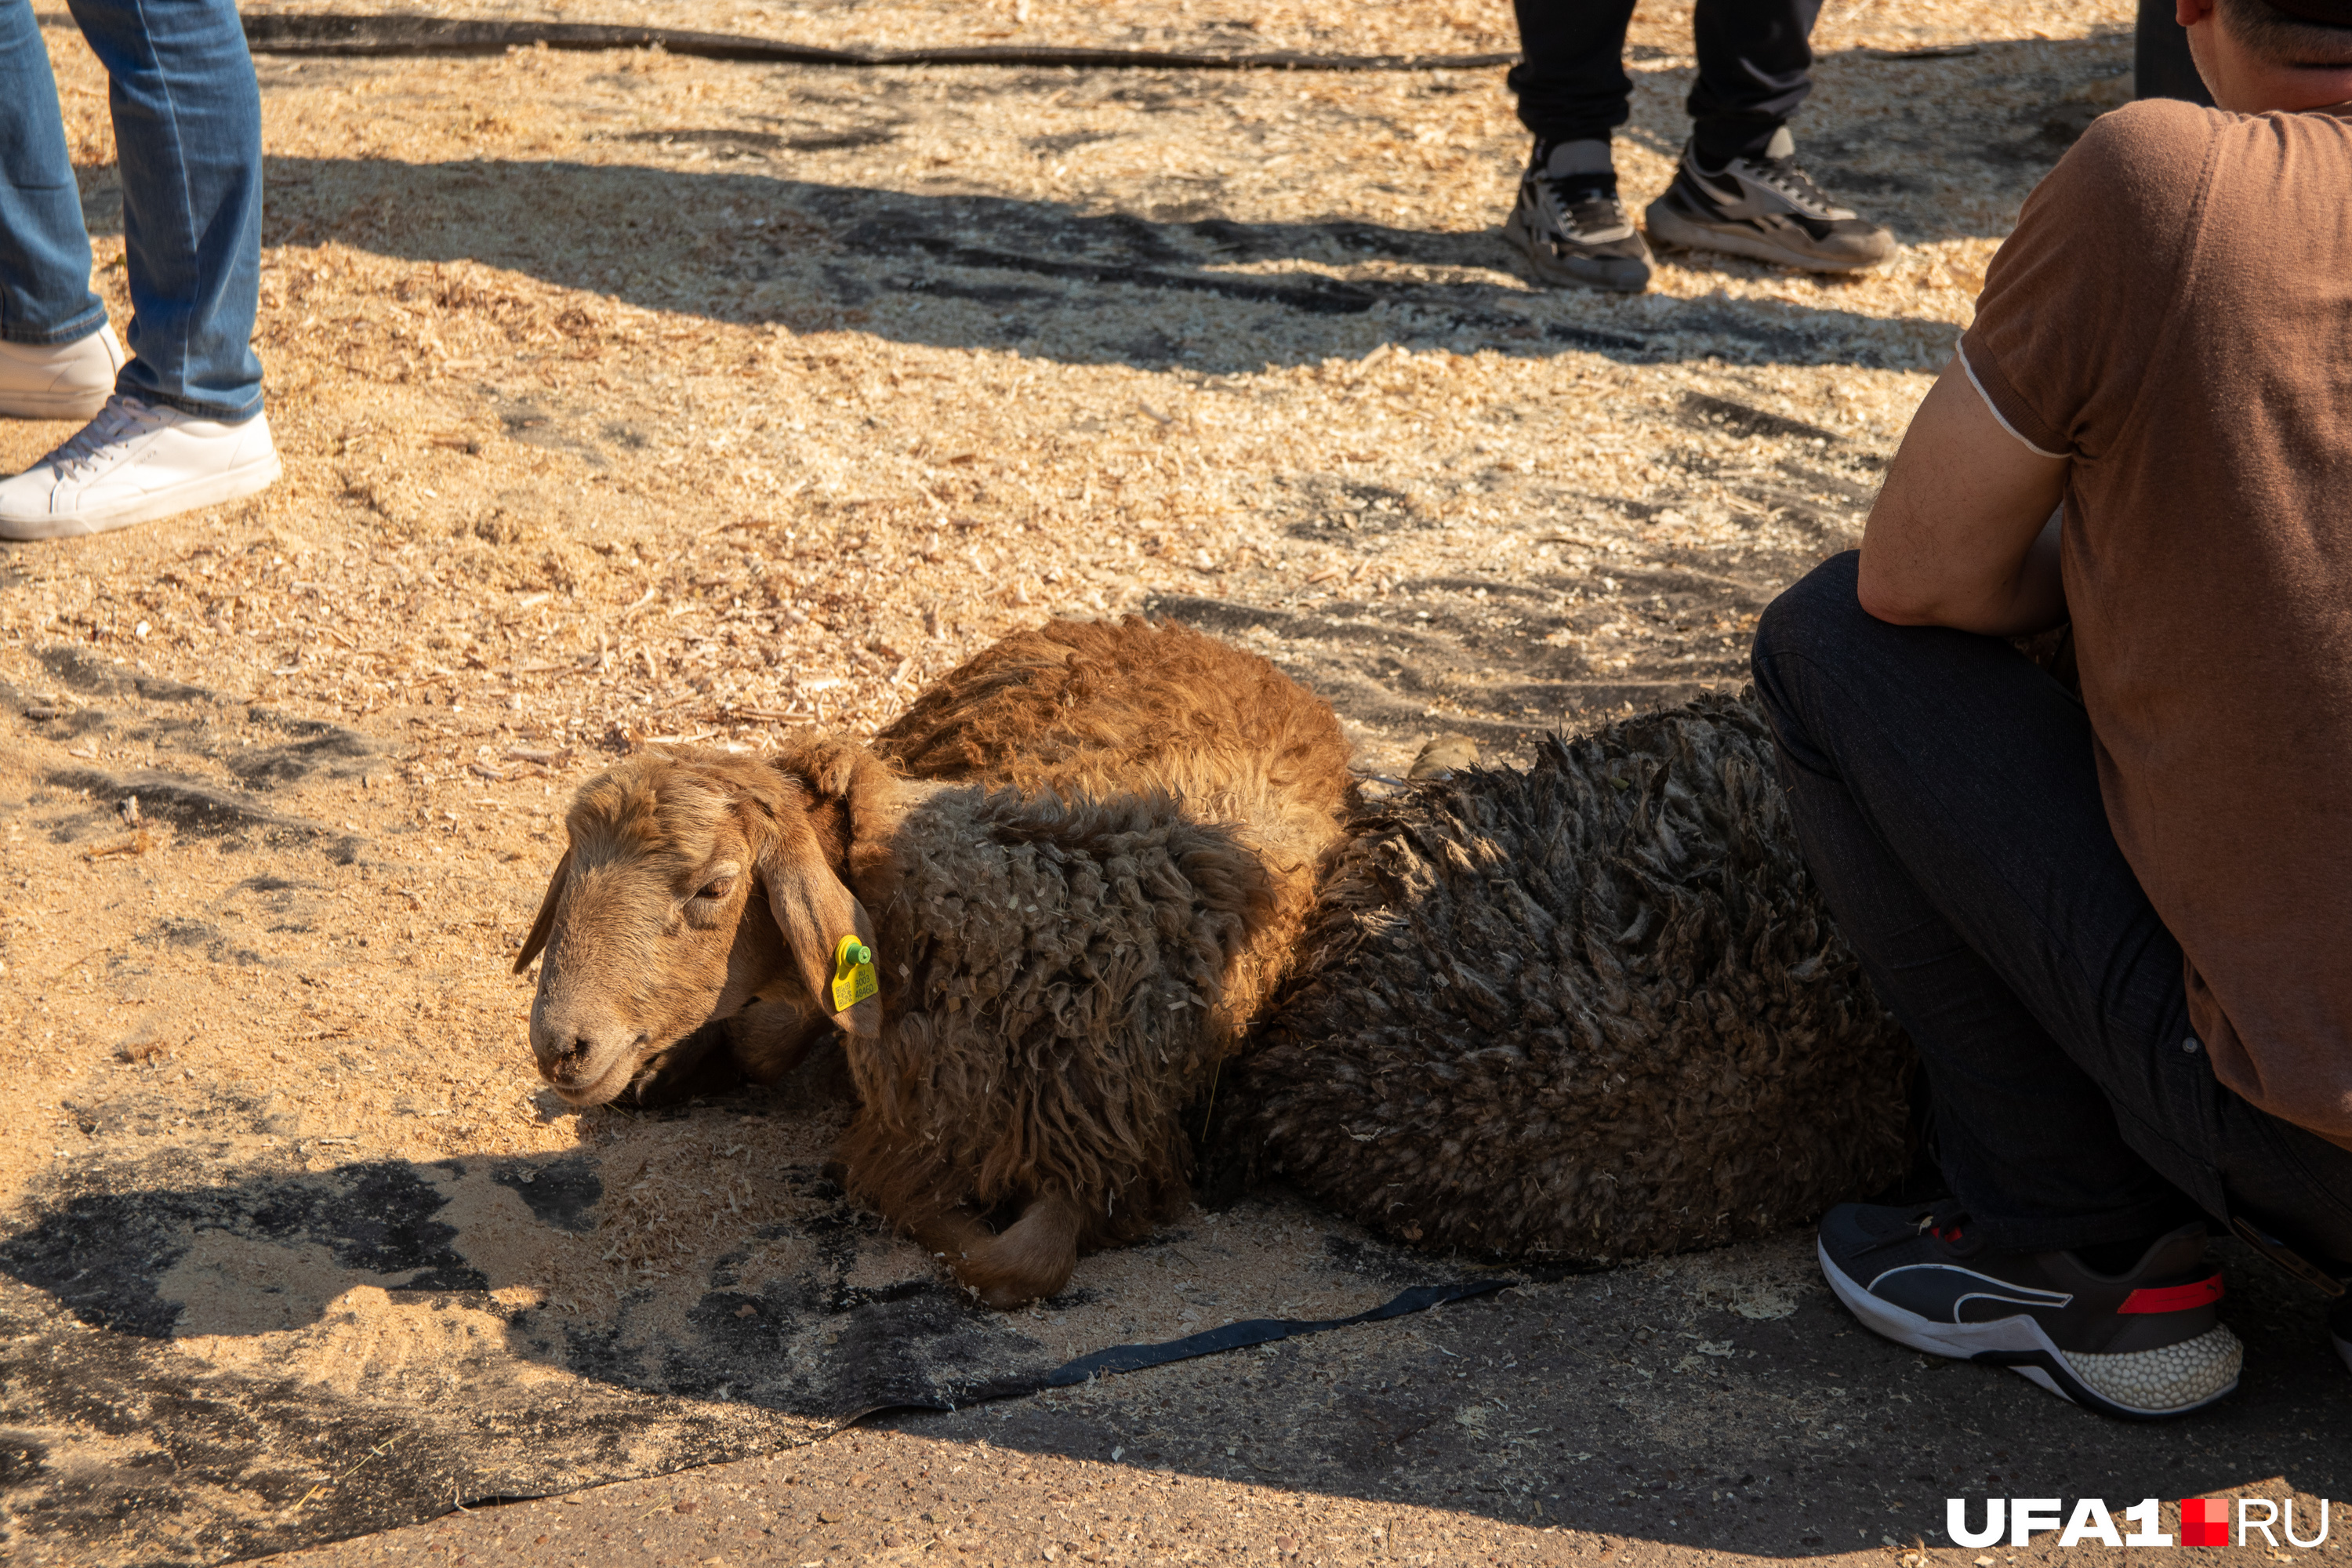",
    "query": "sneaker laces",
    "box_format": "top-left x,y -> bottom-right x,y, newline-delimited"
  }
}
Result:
45,396 -> 166,482
1563,191 -> 1630,236
1533,175 -> 1629,241
1860,1200 -> 1973,1255
1745,154 -> 1840,213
